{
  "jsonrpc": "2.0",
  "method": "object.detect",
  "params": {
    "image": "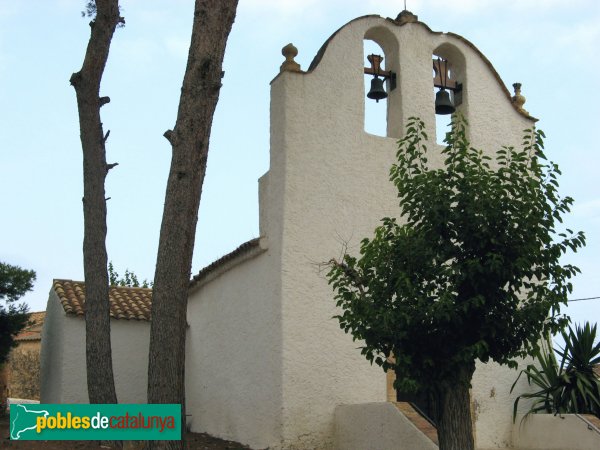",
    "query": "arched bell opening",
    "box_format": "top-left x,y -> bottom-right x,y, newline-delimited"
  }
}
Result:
363,40 -> 388,137
364,26 -> 400,138
432,43 -> 466,145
